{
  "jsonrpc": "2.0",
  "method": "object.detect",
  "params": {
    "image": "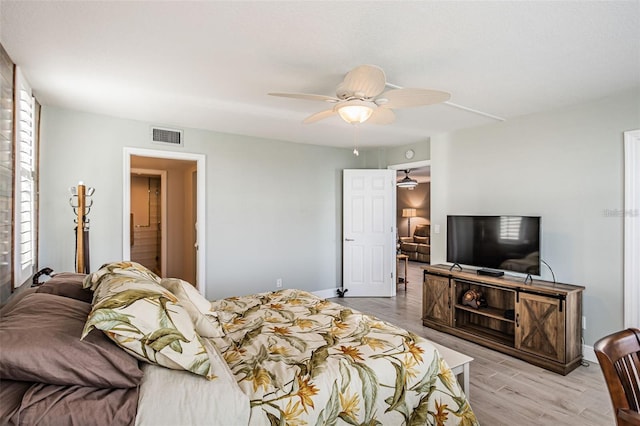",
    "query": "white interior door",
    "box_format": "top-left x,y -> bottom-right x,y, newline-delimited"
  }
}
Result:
343,169 -> 396,297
